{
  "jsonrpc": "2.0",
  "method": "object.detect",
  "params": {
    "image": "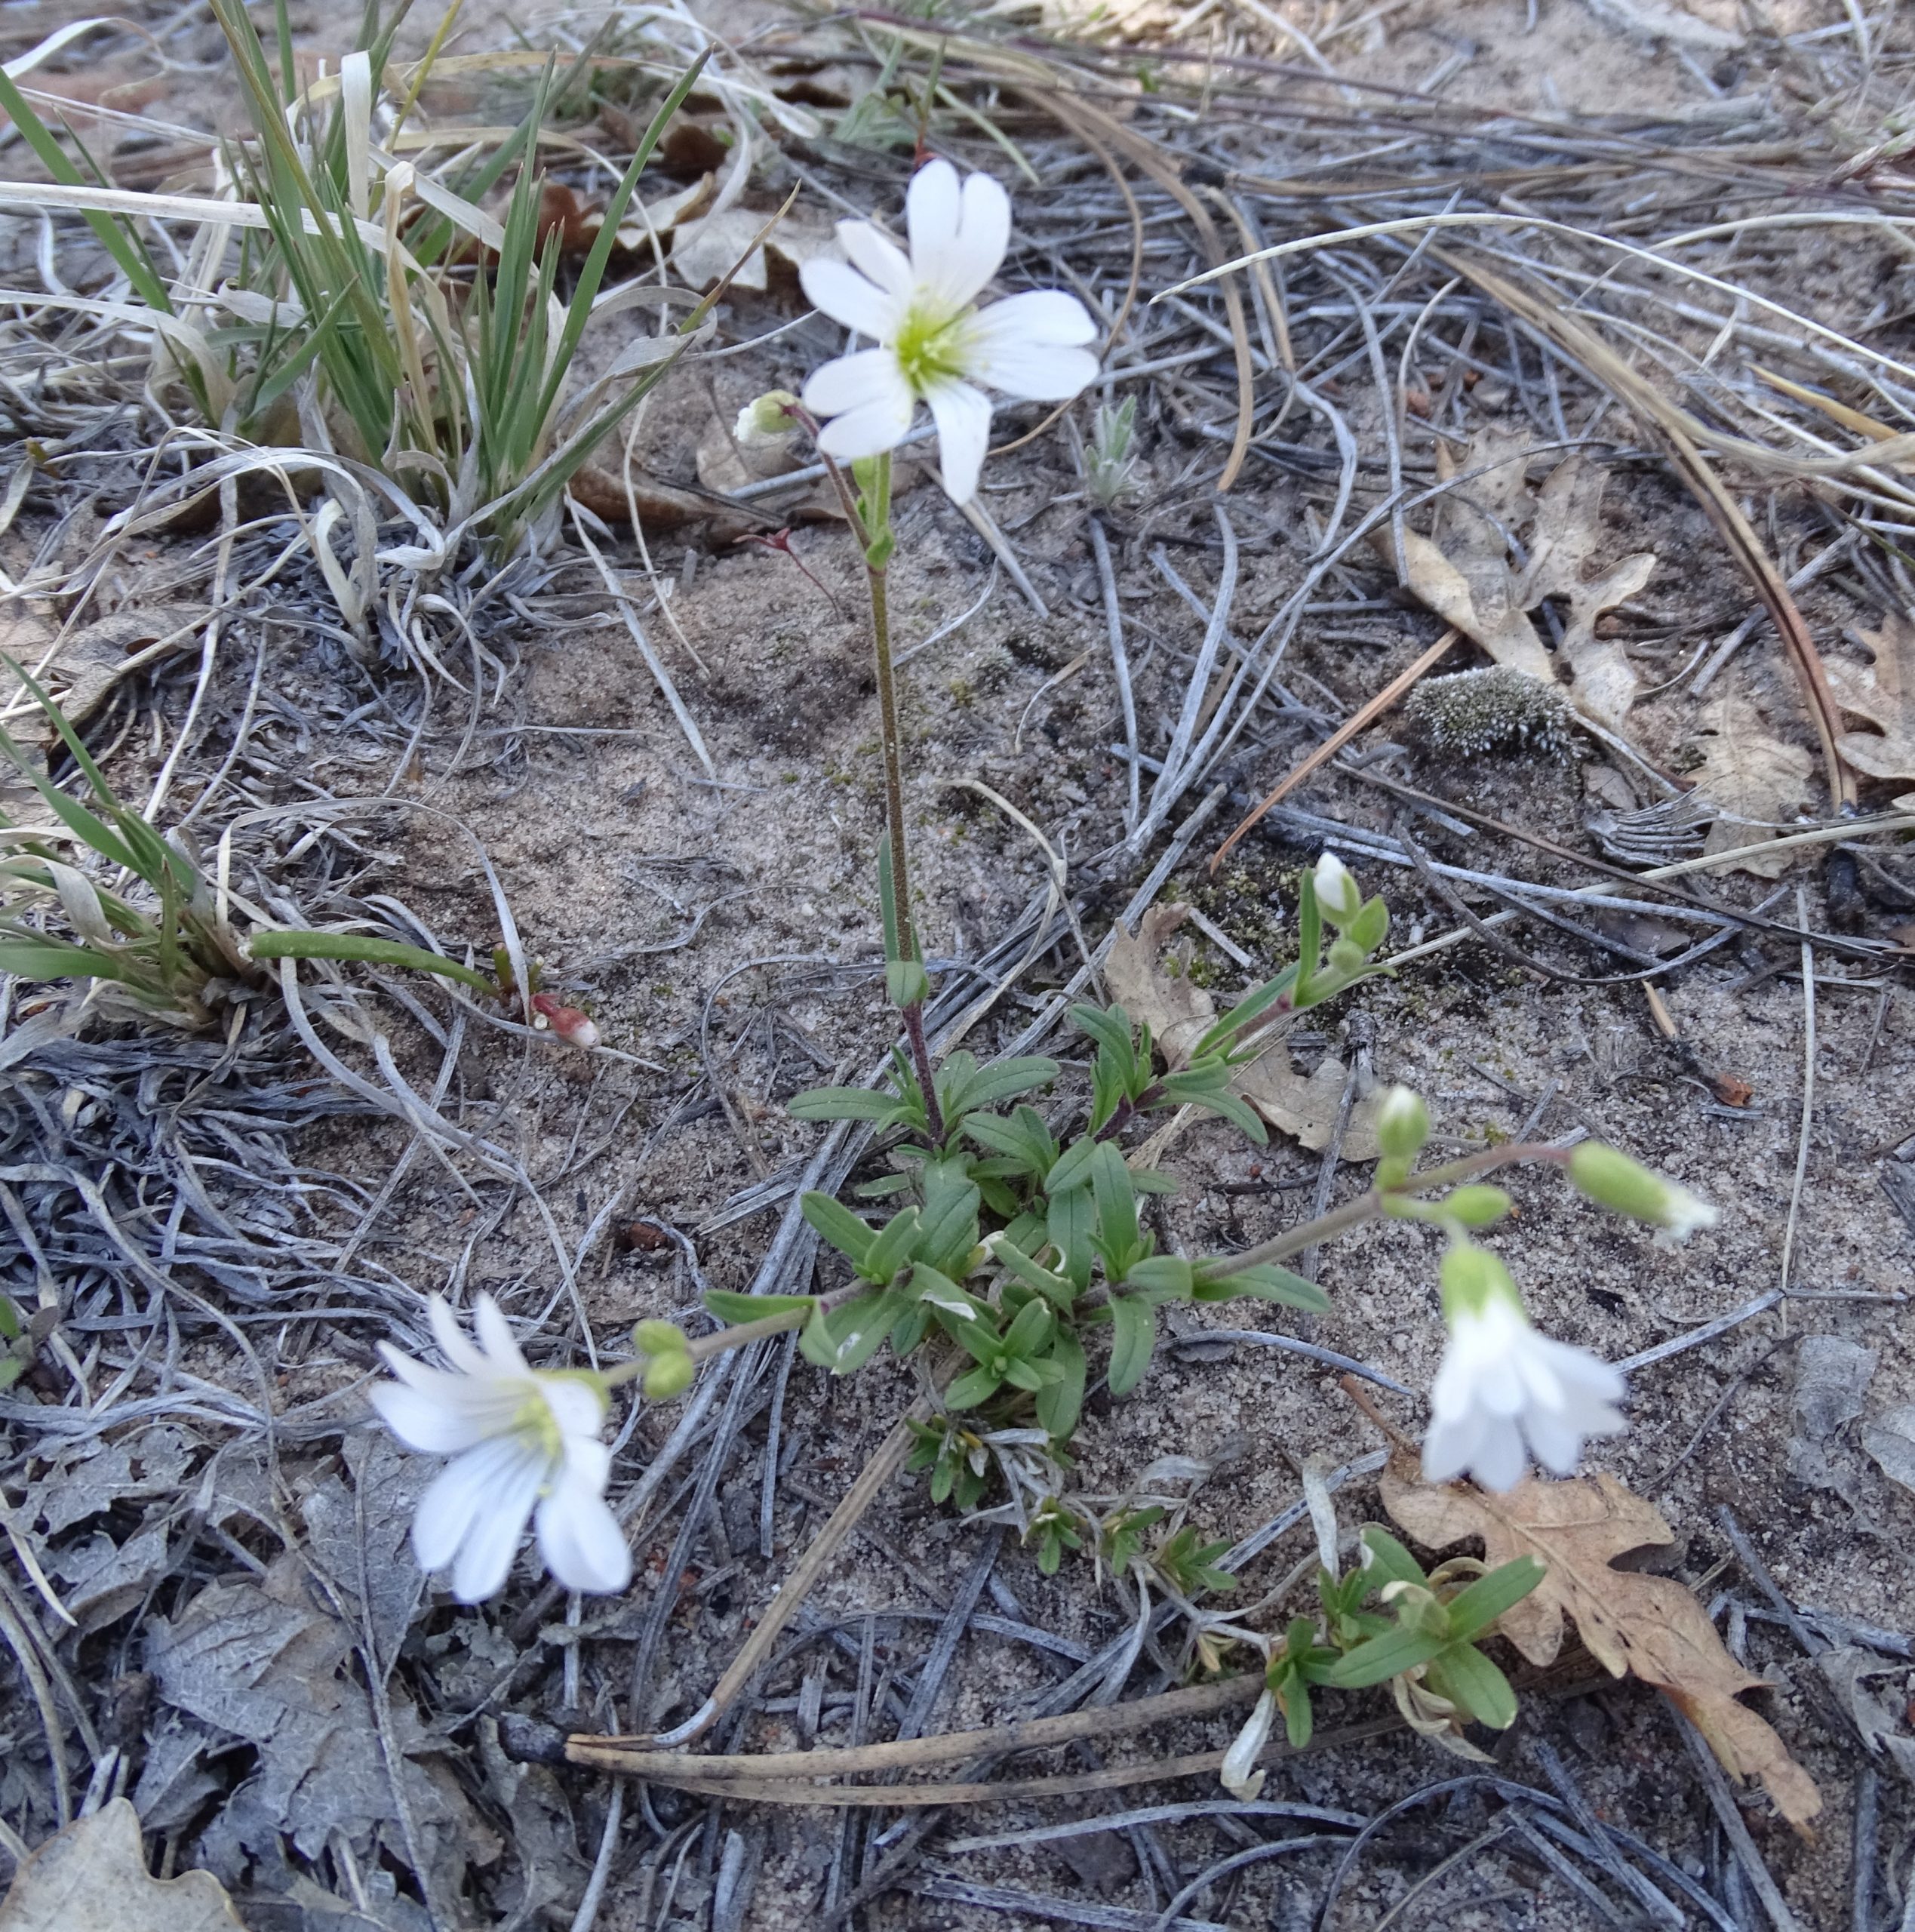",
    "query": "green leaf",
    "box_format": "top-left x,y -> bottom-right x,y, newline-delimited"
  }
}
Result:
1088,1141 -> 1139,1260
0,935 -> 128,983
1045,1139 -> 1096,1195
1105,1294 -> 1155,1398
1357,1527 -> 1428,1592
1345,895 -> 1389,955
704,1289 -> 814,1325
918,1159 -> 982,1278
1068,1002 -> 1135,1059
799,1192 -> 877,1269
1192,965 -> 1299,1060
1159,1078 -> 1268,1143
1320,1624 -> 1449,1690
944,1054 -> 1059,1115
1123,1254 -> 1193,1298
863,1206 -> 924,1284
944,1362 -> 1005,1410
992,1239 -> 1076,1312
799,1289 -> 908,1374
908,1264 -> 985,1325
1001,1295 -> 1055,1359
1443,1556 -> 1546,1643
247,929 -> 496,993
1425,1642 -> 1517,1730
1278,1676 -> 1314,1749
1035,1327 -> 1085,1440
1047,1185 -> 1095,1294
1192,1263 -> 1330,1312
786,1085 -> 905,1123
